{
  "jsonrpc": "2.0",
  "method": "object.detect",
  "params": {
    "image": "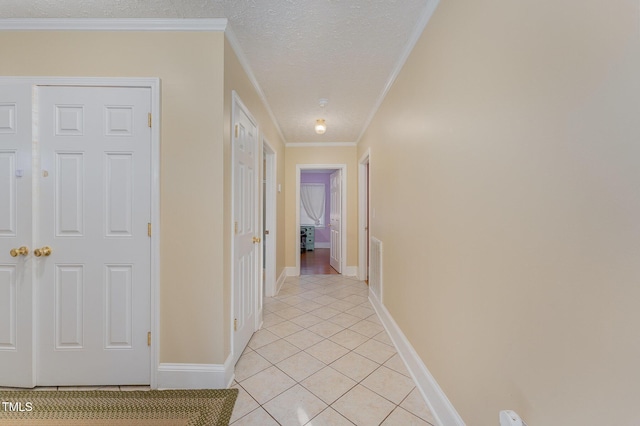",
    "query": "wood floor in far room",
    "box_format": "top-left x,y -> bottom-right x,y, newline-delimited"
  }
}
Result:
301,248 -> 339,275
